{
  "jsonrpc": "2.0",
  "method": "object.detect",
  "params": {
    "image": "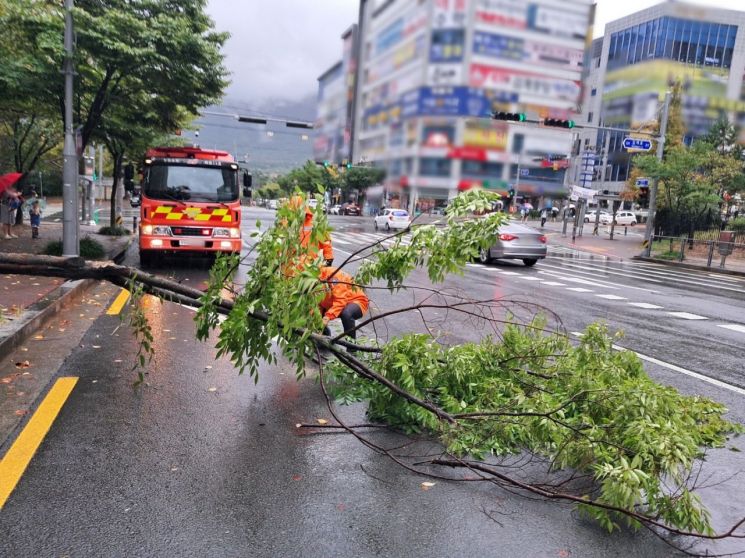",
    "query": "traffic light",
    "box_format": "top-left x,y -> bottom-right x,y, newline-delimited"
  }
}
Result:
543,118 -> 575,129
492,111 -> 526,122
508,189 -> 515,198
